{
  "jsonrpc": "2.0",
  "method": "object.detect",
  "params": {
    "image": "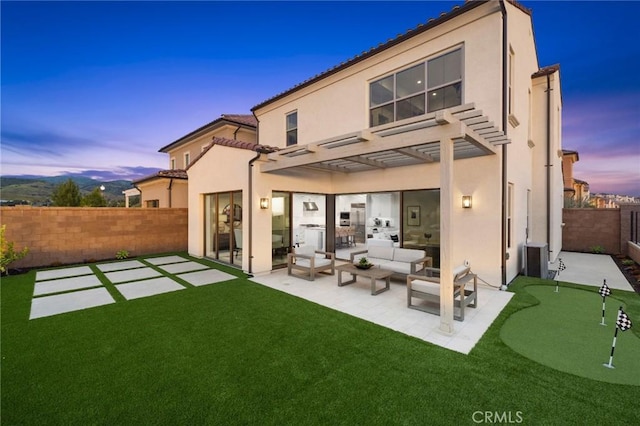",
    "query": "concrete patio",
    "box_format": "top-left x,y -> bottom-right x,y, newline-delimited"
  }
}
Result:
251,250 -> 633,355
